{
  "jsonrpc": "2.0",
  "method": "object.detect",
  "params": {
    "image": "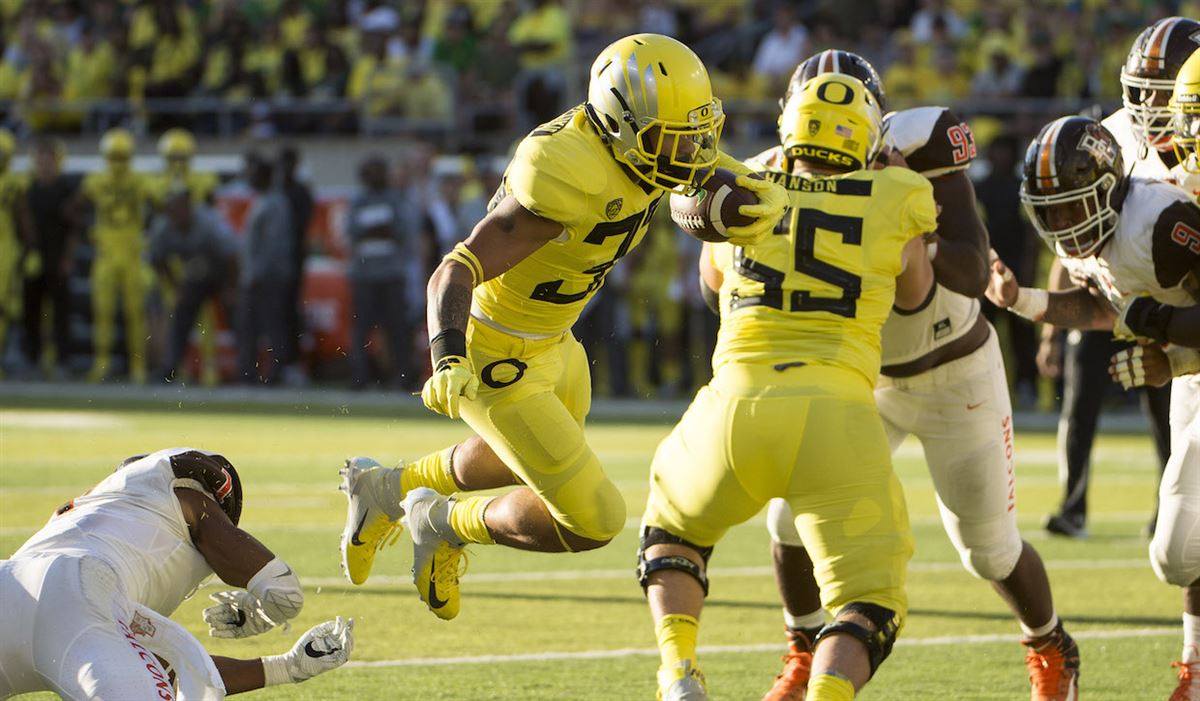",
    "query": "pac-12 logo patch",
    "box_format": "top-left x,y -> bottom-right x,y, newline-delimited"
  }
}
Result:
606,198 -> 623,220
